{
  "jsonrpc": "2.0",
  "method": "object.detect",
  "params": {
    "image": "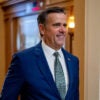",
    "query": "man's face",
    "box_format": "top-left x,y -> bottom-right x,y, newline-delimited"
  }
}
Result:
39,13 -> 67,50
